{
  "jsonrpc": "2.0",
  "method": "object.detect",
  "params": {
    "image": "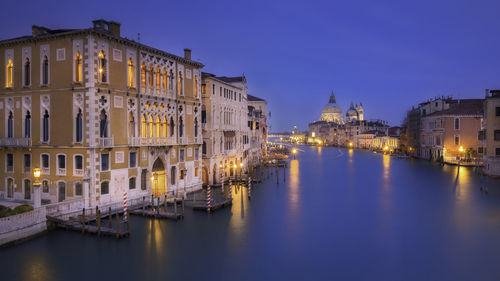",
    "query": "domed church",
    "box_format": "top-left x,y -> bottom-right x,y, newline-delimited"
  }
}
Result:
319,92 -> 364,124
320,92 -> 344,123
